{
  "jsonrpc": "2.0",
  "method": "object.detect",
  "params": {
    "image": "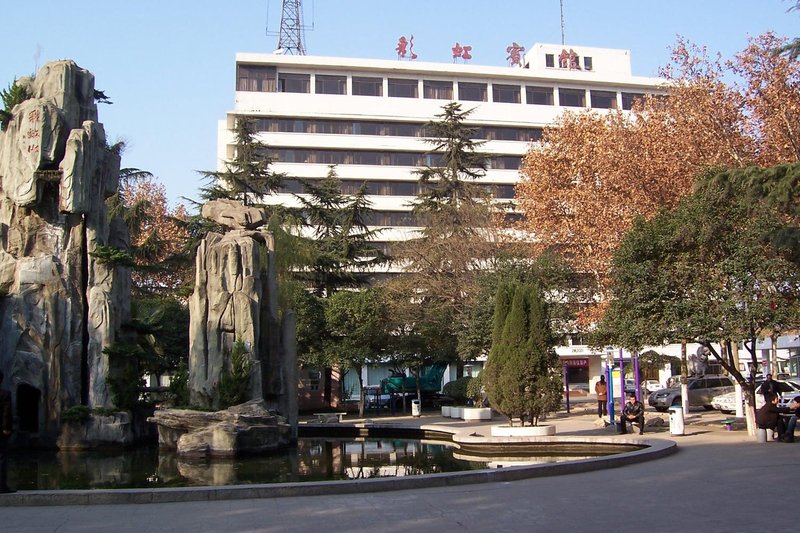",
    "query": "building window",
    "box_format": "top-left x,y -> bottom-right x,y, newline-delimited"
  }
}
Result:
583,56 -> 593,70
315,75 -> 346,95
237,65 -> 276,92
315,120 -> 352,134
559,88 -> 585,107
490,156 -> 523,170
526,86 -> 554,105
388,78 -> 418,98
278,73 -> 310,93
352,76 -> 383,96
493,84 -> 521,103
423,80 -> 453,100
622,92 -> 645,110
459,82 -> 487,102
545,54 -> 555,68
590,90 -> 617,109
